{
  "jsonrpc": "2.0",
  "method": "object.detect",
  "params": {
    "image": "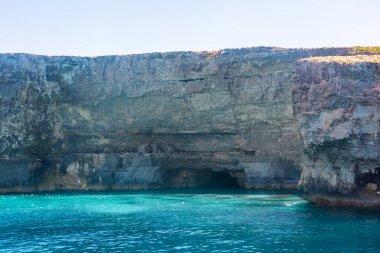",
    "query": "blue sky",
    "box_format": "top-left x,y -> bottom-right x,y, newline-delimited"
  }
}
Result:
0,0 -> 379,56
